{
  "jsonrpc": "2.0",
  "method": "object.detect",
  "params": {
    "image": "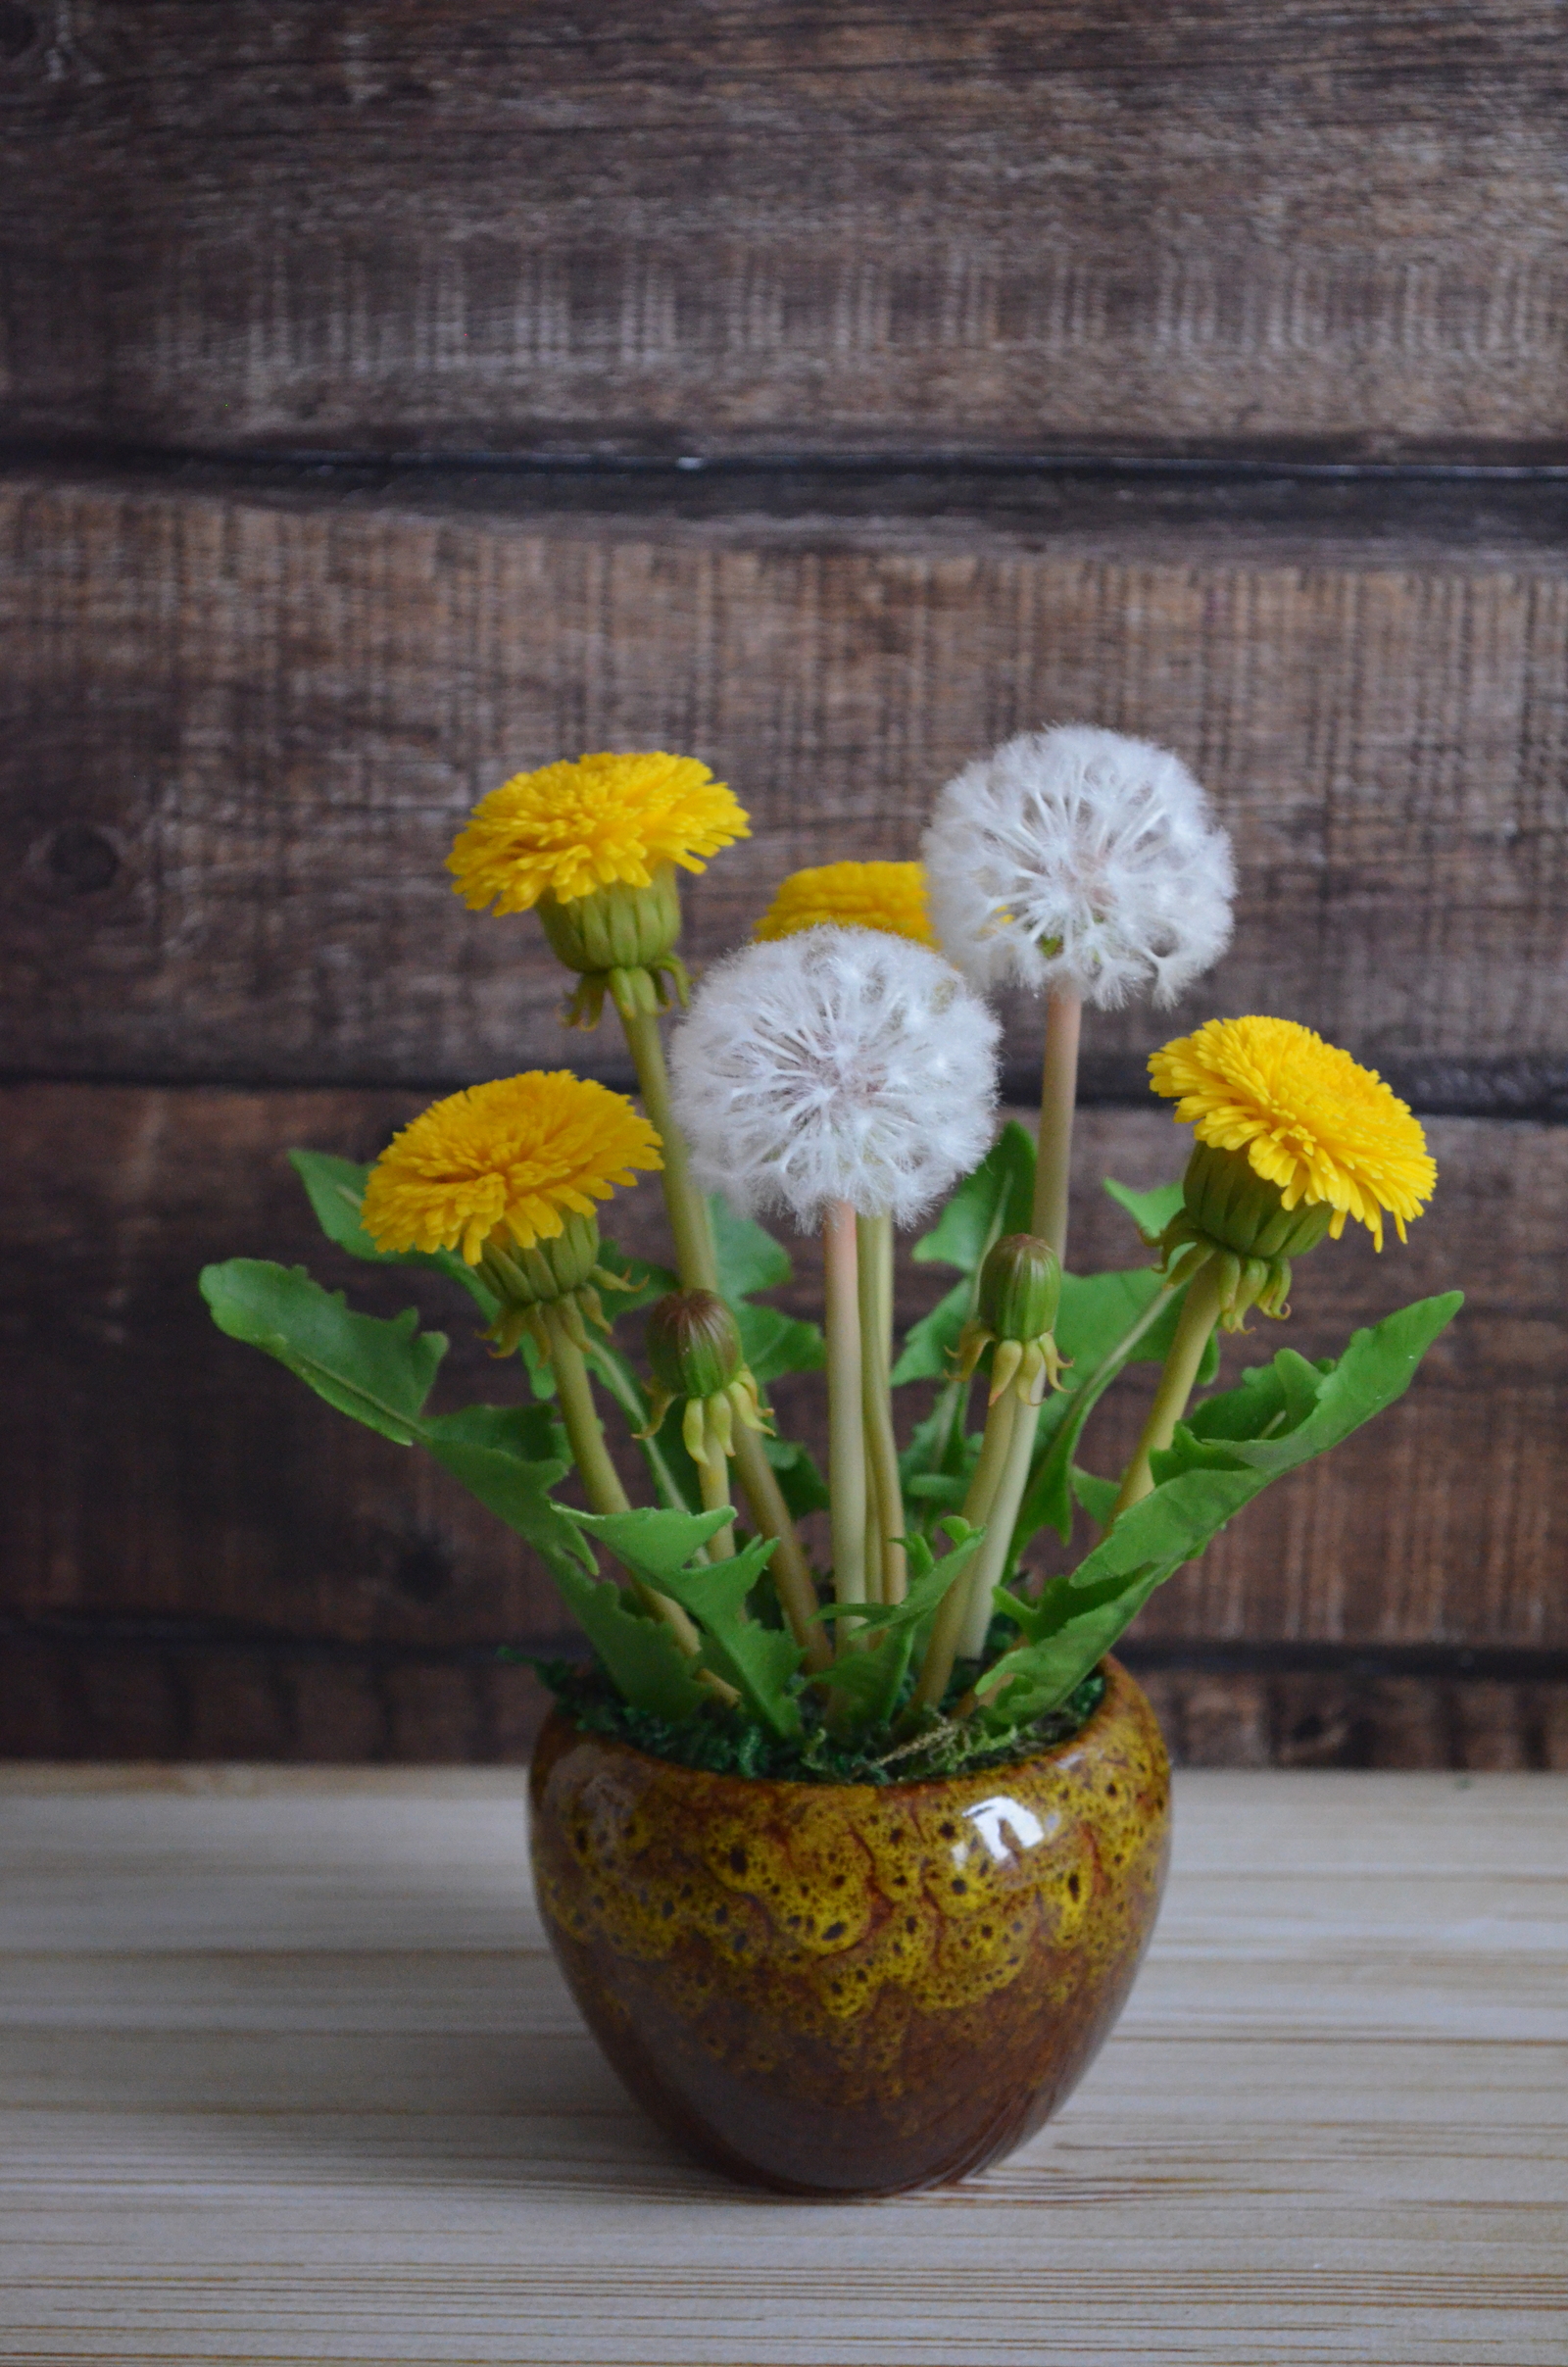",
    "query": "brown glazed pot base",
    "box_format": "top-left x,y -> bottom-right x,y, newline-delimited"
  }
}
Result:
528,1655 -> 1170,2195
